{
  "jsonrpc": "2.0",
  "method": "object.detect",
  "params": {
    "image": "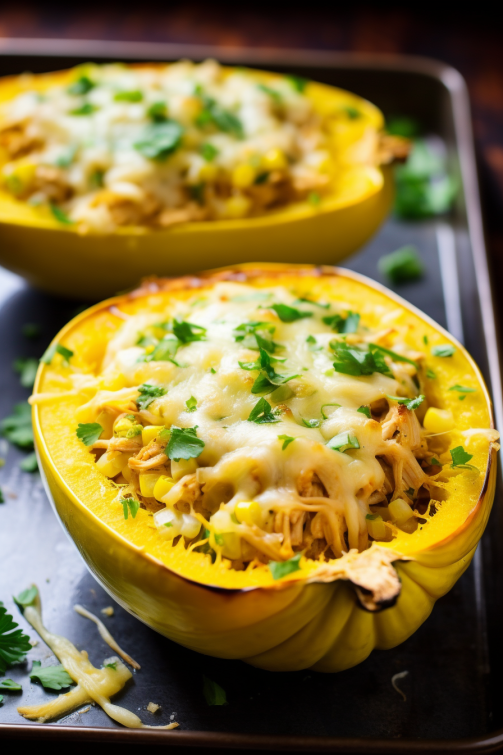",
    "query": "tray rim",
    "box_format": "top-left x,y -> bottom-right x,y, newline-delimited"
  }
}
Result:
1,40 -> 502,753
